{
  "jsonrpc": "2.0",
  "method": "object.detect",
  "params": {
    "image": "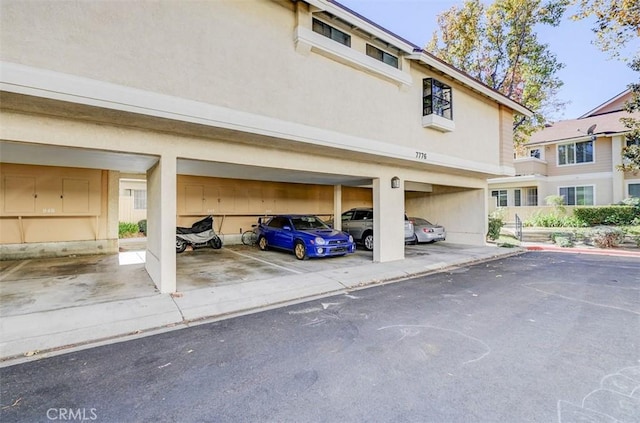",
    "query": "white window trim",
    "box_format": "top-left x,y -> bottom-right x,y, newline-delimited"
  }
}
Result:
557,184 -> 596,205
422,113 -> 455,132
556,139 -> 596,167
294,26 -> 412,87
